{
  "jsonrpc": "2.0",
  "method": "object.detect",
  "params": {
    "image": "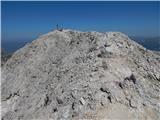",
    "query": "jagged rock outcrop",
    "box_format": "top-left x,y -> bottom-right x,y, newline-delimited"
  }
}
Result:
1,29 -> 160,120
